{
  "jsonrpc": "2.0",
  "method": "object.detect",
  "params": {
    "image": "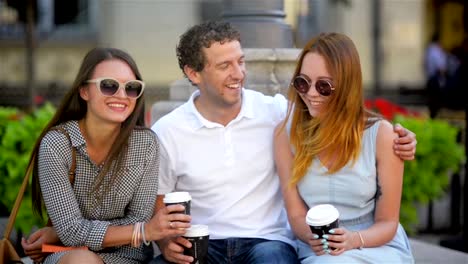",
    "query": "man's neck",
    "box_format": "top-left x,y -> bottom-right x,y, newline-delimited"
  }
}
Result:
194,95 -> 241,126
